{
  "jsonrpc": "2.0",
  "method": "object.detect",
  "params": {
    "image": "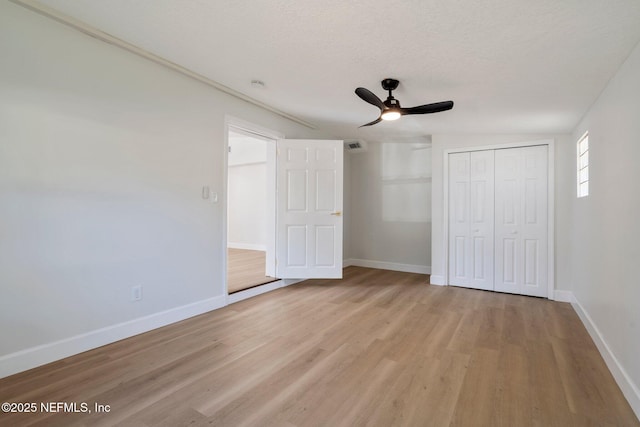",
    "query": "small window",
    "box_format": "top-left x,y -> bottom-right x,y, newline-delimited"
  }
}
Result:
577,132 -> 589,197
